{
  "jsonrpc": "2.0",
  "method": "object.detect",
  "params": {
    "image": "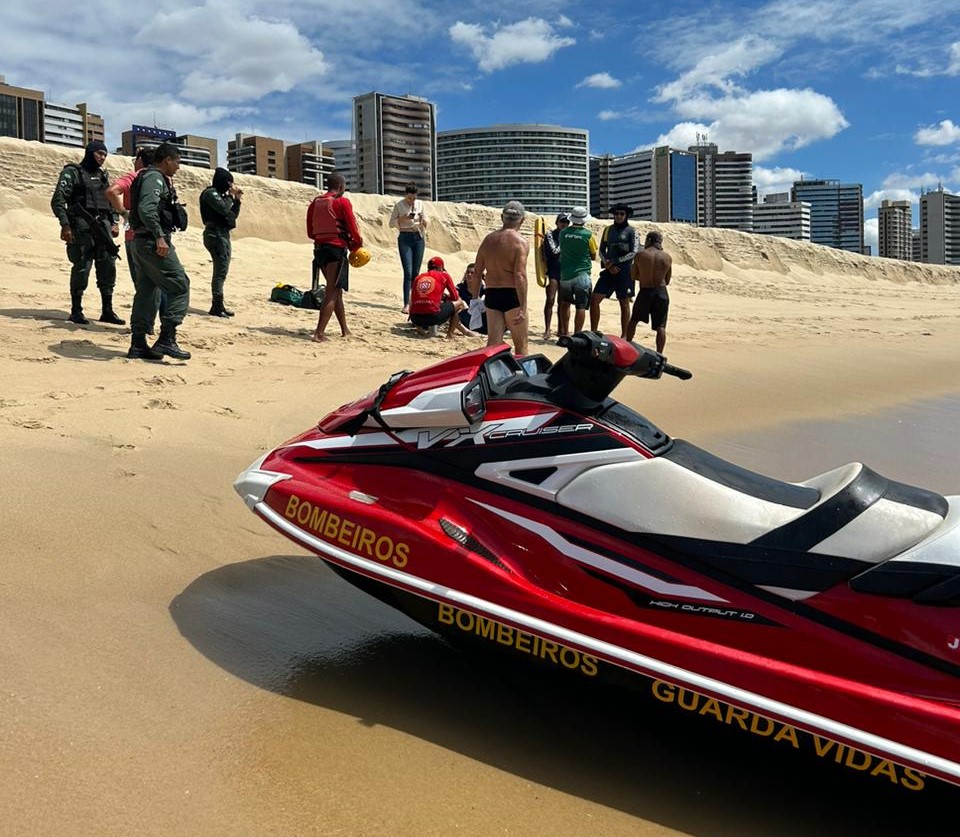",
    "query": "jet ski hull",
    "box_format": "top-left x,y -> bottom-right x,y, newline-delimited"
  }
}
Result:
238,455 -> 960,790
